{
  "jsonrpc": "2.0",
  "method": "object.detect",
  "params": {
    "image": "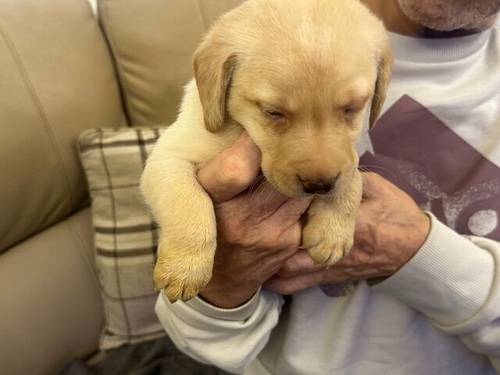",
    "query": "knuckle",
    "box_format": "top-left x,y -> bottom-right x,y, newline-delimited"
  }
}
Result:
221,155 -> 255,188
